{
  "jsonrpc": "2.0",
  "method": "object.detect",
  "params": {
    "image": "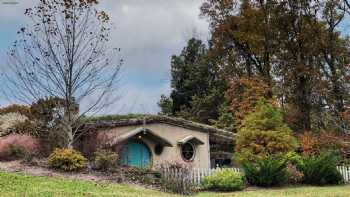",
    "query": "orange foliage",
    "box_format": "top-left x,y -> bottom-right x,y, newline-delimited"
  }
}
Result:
225,76 -> 273,126
297,132 -> 318,156
298,131 -> 349,157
